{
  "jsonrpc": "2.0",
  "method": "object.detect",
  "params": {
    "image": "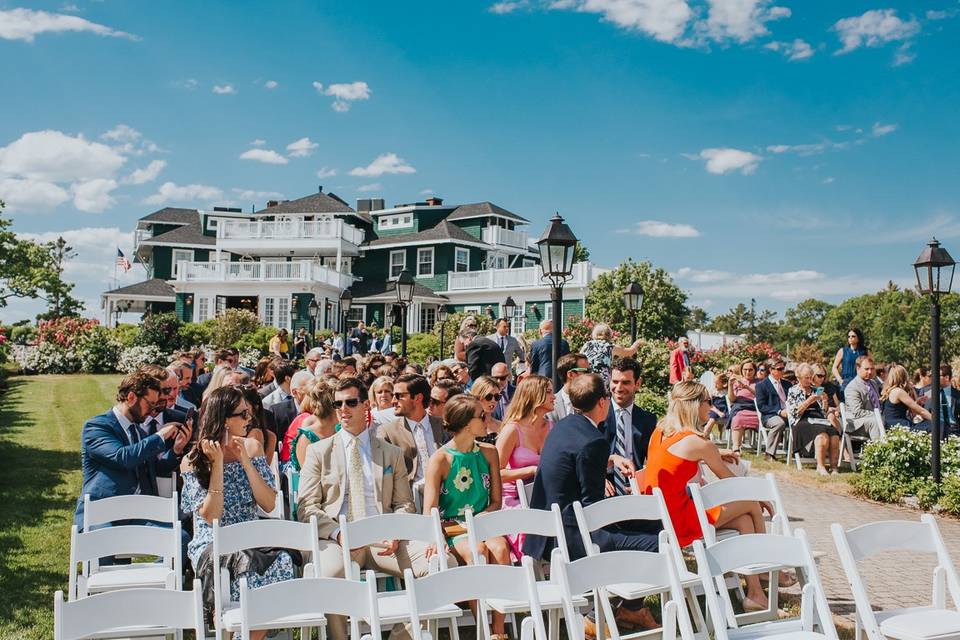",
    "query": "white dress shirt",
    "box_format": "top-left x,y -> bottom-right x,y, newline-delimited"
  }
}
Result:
613,402 -> 634,461
112,406 -> 142,494
263,386 -> 292,410
407,415 -> 437,483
